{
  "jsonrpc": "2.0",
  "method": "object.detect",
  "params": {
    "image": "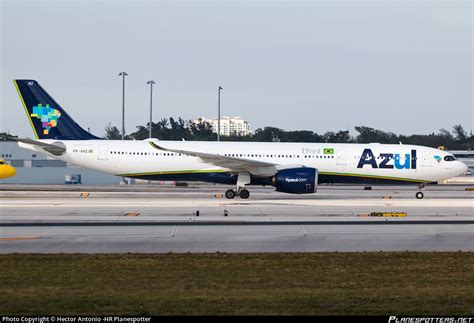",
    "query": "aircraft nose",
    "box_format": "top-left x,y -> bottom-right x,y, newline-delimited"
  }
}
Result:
458,161 -> 468,176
